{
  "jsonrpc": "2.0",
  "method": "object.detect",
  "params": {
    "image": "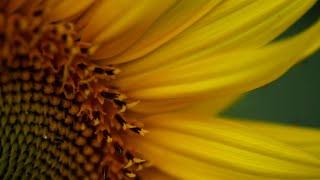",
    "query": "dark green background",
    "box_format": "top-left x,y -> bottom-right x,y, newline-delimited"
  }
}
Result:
222,2 -> 320,127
